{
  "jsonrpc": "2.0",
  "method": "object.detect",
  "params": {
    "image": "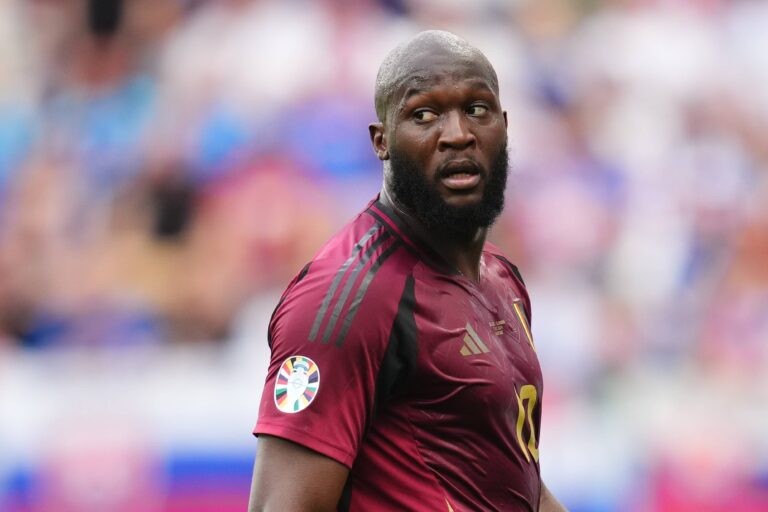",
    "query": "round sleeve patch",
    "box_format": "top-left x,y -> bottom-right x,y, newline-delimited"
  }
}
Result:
274,356 -> 320,413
